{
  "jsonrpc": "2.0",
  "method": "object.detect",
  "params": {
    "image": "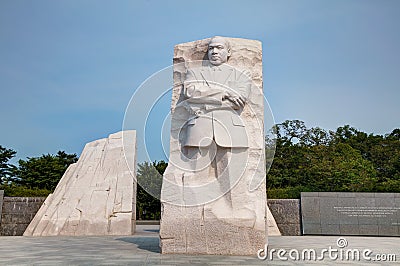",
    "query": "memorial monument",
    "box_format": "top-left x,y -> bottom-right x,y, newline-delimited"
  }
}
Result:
160,36 -> 271,255
24,131 -> 137,236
